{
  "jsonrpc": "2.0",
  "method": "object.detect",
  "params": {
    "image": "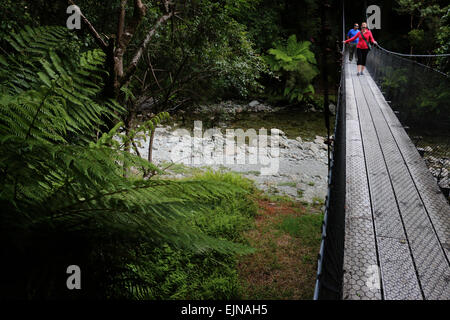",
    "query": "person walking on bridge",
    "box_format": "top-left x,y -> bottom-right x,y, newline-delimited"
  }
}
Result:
346,23 -> 359,62
343,22 -> 377,76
